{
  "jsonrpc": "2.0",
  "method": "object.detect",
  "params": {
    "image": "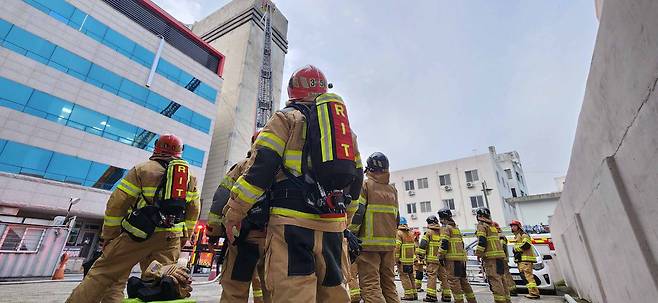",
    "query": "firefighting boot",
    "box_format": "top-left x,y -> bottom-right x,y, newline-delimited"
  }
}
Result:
424,295 -> 438,302
401,296 -> 415,301
525,293 -> 540,300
